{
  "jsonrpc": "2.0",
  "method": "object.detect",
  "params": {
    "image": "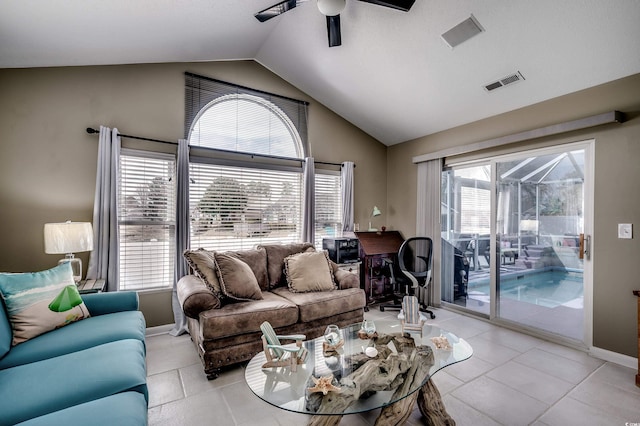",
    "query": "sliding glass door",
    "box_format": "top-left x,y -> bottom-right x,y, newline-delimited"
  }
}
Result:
440,142 -> 592,345
495,148 -> 587,341
441,163 -> 492,315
